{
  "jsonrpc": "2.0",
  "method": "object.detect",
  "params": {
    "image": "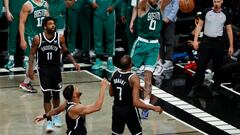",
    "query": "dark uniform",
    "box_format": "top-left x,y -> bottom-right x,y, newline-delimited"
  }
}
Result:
37,32 -> 62,91
66,102 -> 87,135
111,70 -> 142,135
